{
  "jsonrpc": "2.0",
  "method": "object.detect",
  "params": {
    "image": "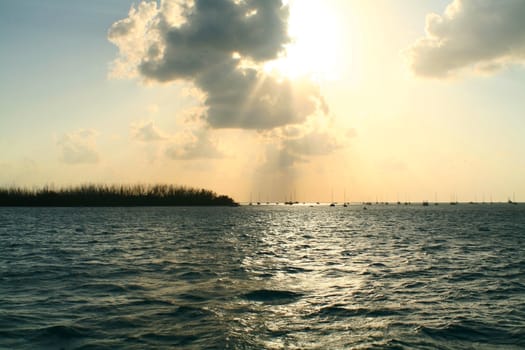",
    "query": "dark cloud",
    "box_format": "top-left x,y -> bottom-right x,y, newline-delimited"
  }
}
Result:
201,69 -> 325,129
407,0 -> 525,78
57,129 -> 99,164
138,0 -> 290,80
109,0 -> 327,129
